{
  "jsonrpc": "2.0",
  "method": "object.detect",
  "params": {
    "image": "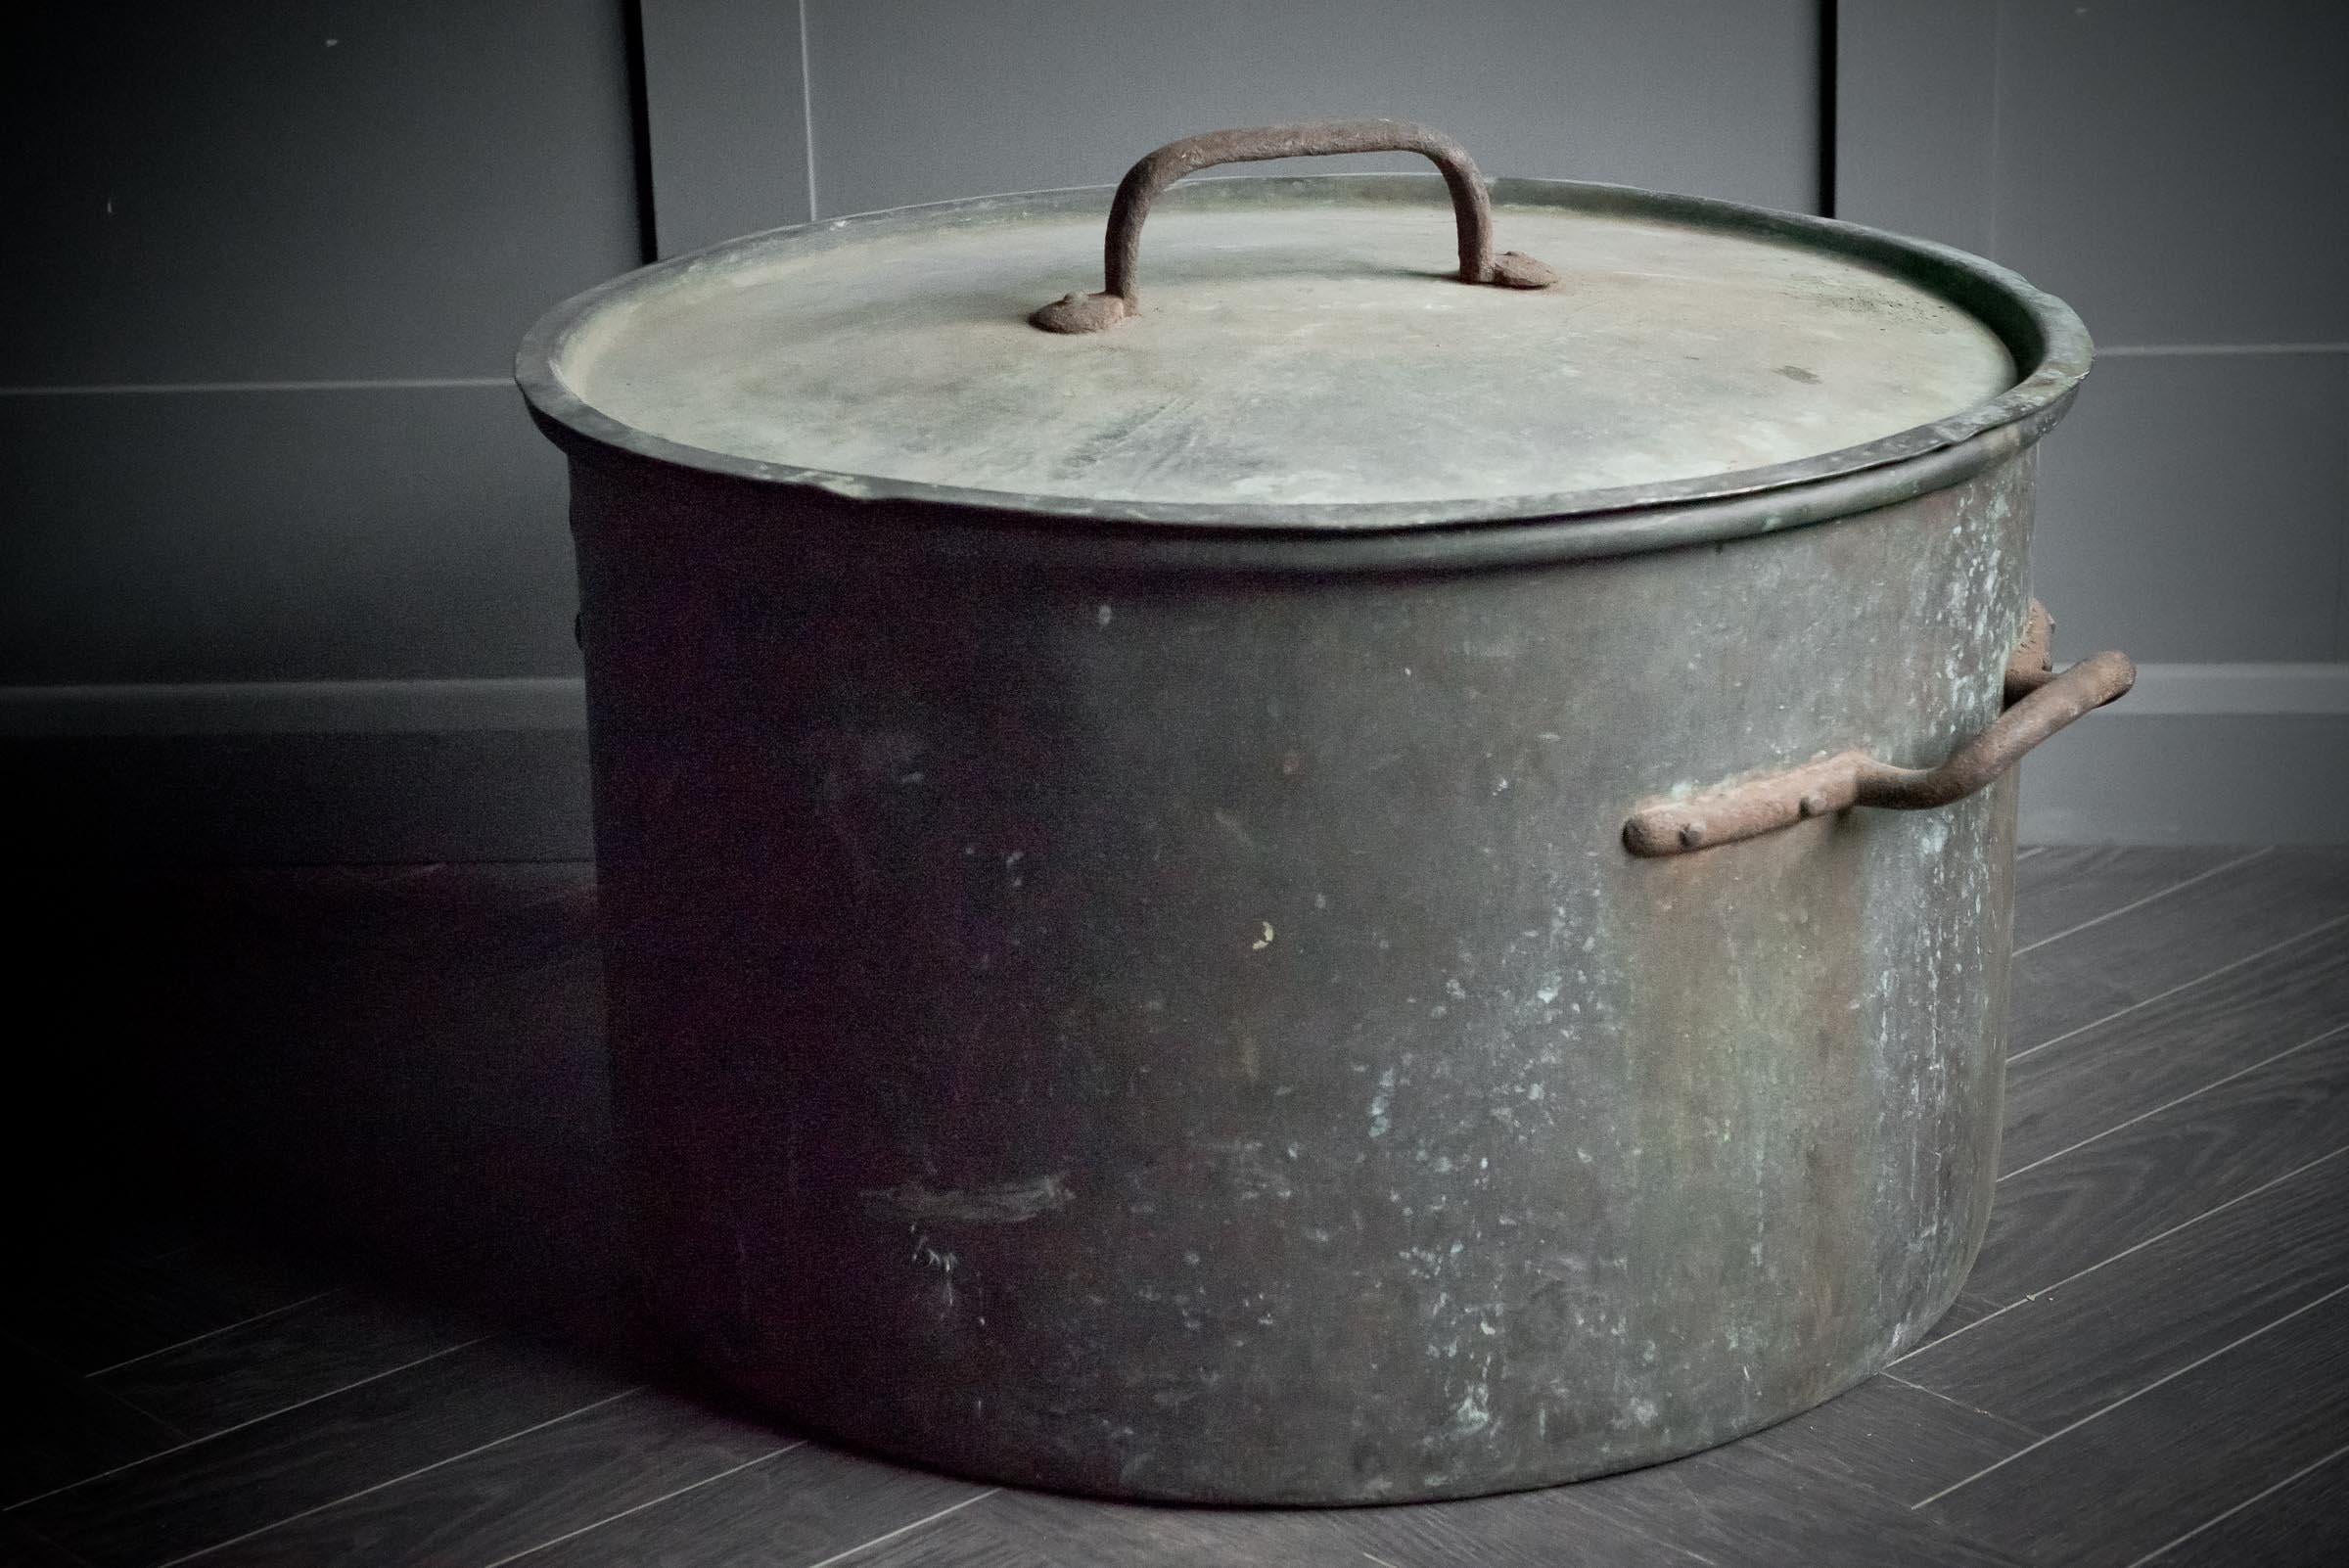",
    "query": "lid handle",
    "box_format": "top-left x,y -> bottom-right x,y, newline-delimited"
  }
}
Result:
1030,118 -> 1559,334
